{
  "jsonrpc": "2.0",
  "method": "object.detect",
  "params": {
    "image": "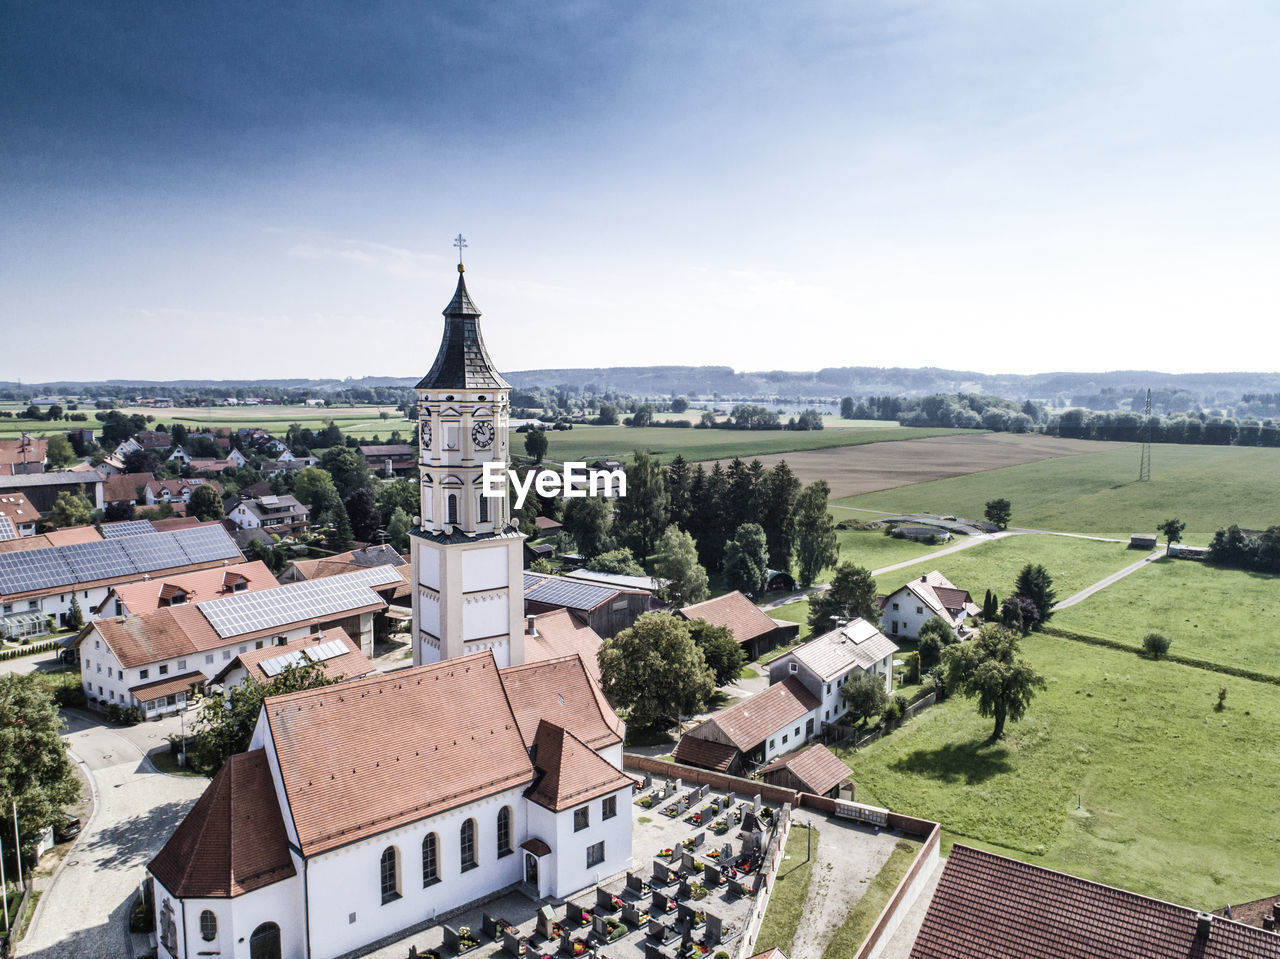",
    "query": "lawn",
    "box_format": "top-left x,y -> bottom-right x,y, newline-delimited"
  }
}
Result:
754,824 -> 819,956
833,443 -> 1280,540
836,632 -> 1280,908
824,524 -> 951,579
530,423 -> 976,466
1053,557 -> 1280,679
